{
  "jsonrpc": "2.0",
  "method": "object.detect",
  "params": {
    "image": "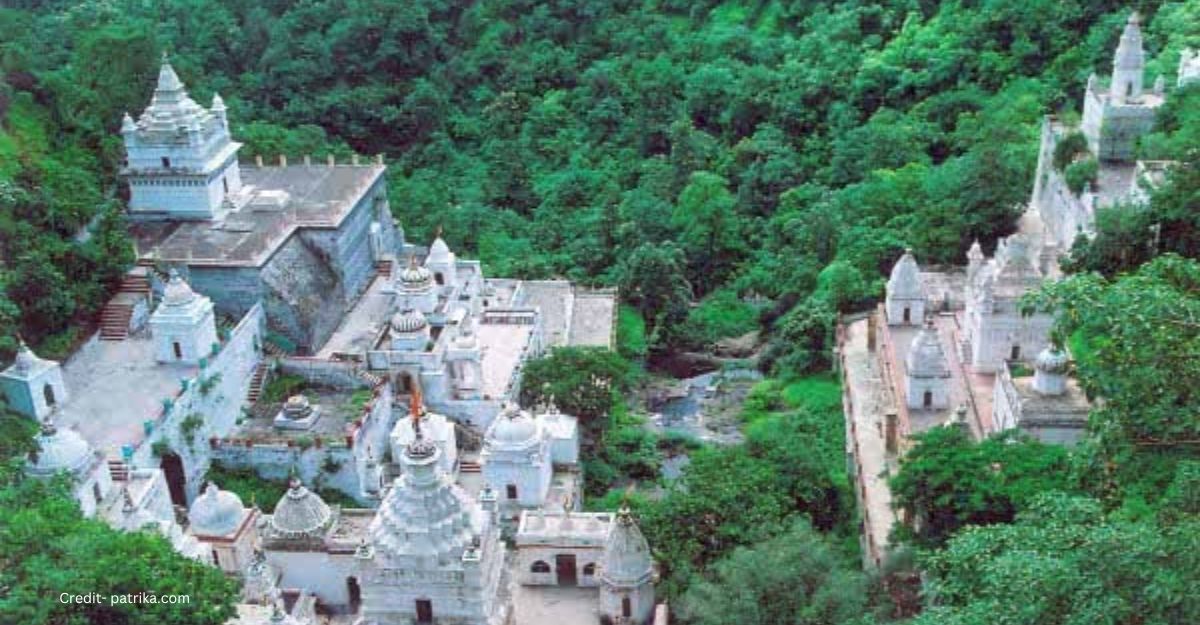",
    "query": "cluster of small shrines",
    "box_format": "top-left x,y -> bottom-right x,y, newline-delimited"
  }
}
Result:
842,13 -> 1194,569
2,53 -> 659,625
